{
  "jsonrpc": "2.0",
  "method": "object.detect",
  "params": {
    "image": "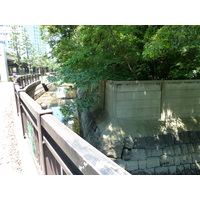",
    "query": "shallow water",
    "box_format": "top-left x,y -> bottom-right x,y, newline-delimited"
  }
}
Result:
36,84 -> 79,133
